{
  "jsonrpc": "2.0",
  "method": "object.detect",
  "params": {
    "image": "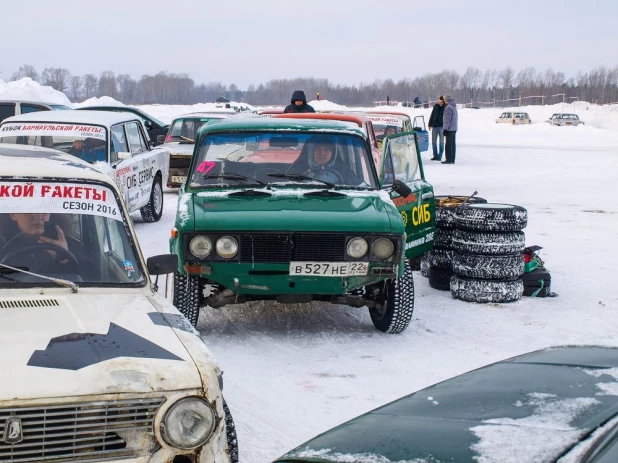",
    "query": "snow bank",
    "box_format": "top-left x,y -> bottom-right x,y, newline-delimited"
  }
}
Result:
0,78 -> 72,106
74,96 -> 125,107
